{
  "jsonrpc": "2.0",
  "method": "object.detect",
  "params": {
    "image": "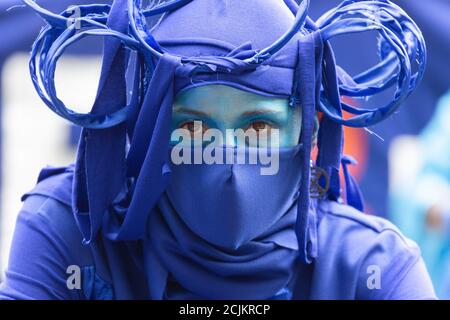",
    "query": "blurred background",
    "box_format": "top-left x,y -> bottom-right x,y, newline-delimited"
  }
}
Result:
0,0 -> 449,298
